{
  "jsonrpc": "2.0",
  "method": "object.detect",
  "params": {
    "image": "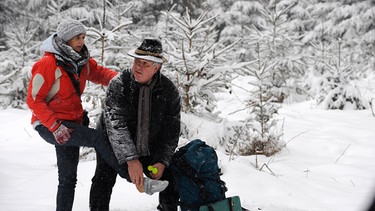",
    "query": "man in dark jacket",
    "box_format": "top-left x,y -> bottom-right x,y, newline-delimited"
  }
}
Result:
89,39 -> 181,211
